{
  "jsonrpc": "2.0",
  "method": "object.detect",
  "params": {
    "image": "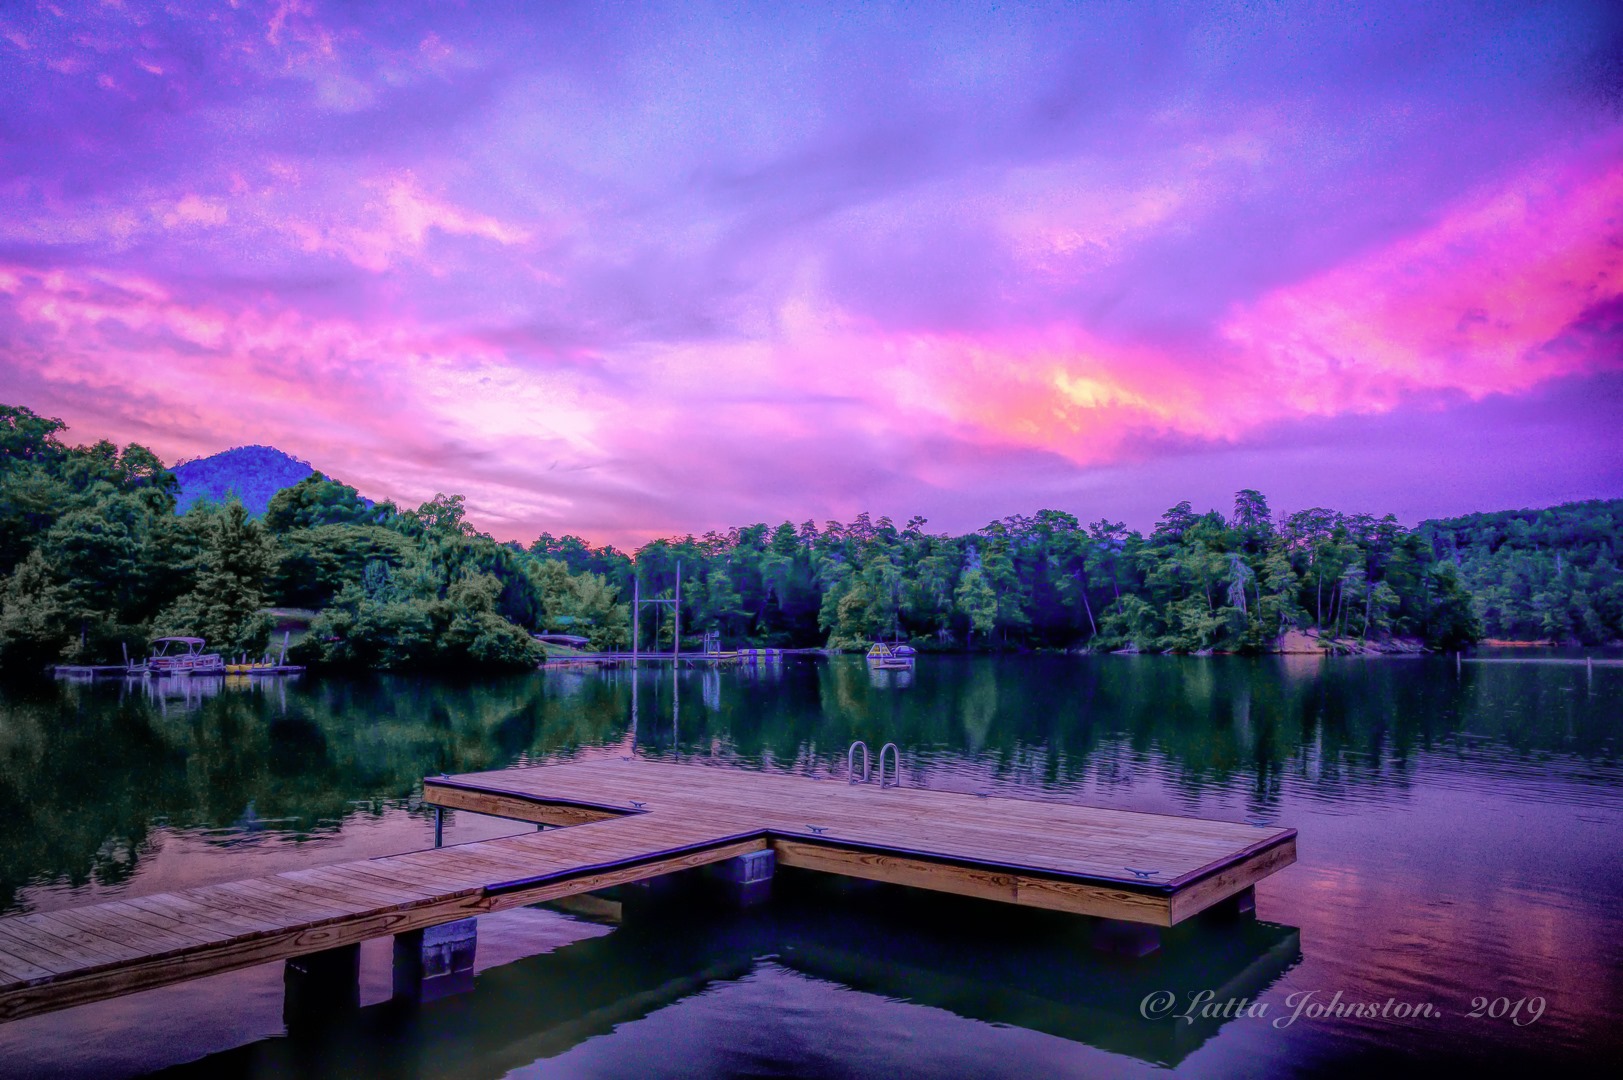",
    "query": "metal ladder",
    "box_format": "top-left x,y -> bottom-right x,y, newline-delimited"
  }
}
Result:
847,741 -> 902,788
847,740 -> 870,783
